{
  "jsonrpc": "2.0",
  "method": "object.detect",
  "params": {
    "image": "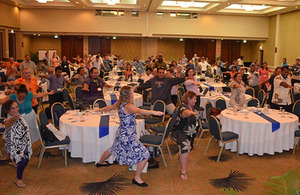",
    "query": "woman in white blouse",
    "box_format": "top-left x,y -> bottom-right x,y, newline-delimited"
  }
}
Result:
184,68 -> 201,109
